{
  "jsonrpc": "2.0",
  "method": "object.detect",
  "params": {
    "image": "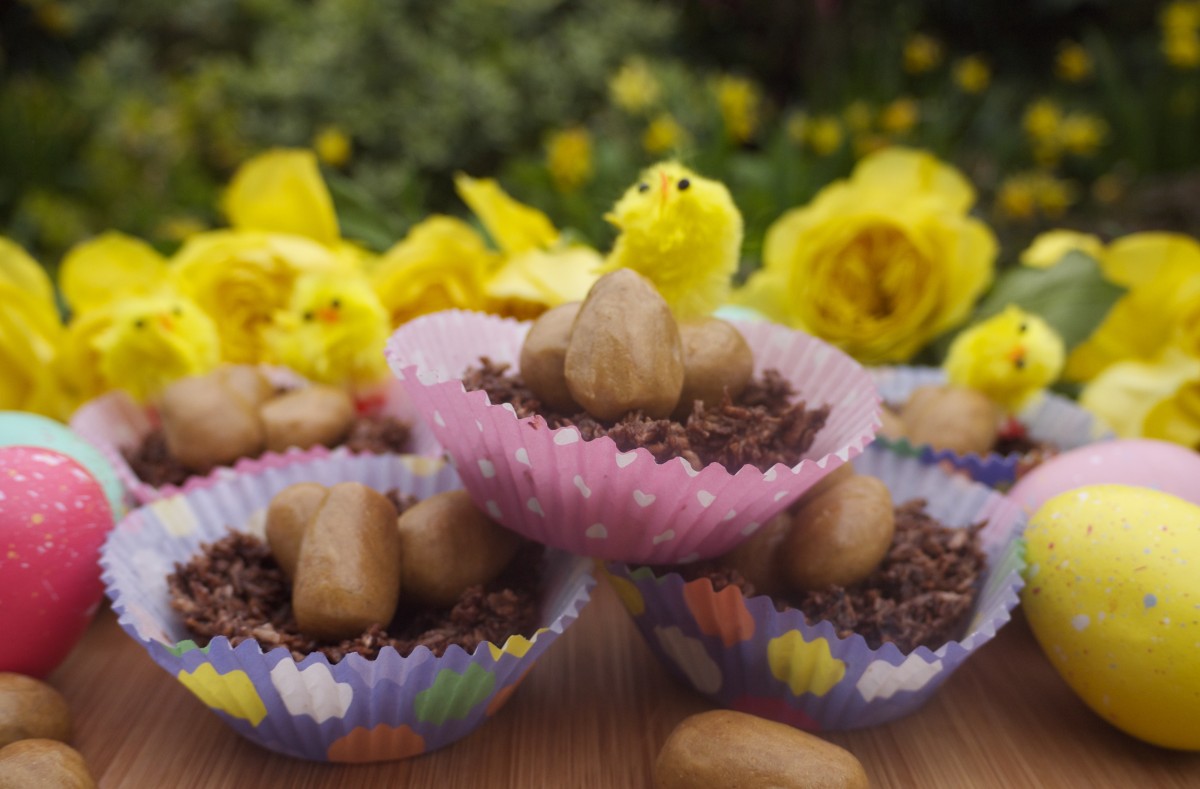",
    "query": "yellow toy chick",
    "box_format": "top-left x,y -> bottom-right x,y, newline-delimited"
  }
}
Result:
94,296 -> 221,403
272,273 -> 389,387
603,161 -> 743,320
944,305 -> 1065,413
